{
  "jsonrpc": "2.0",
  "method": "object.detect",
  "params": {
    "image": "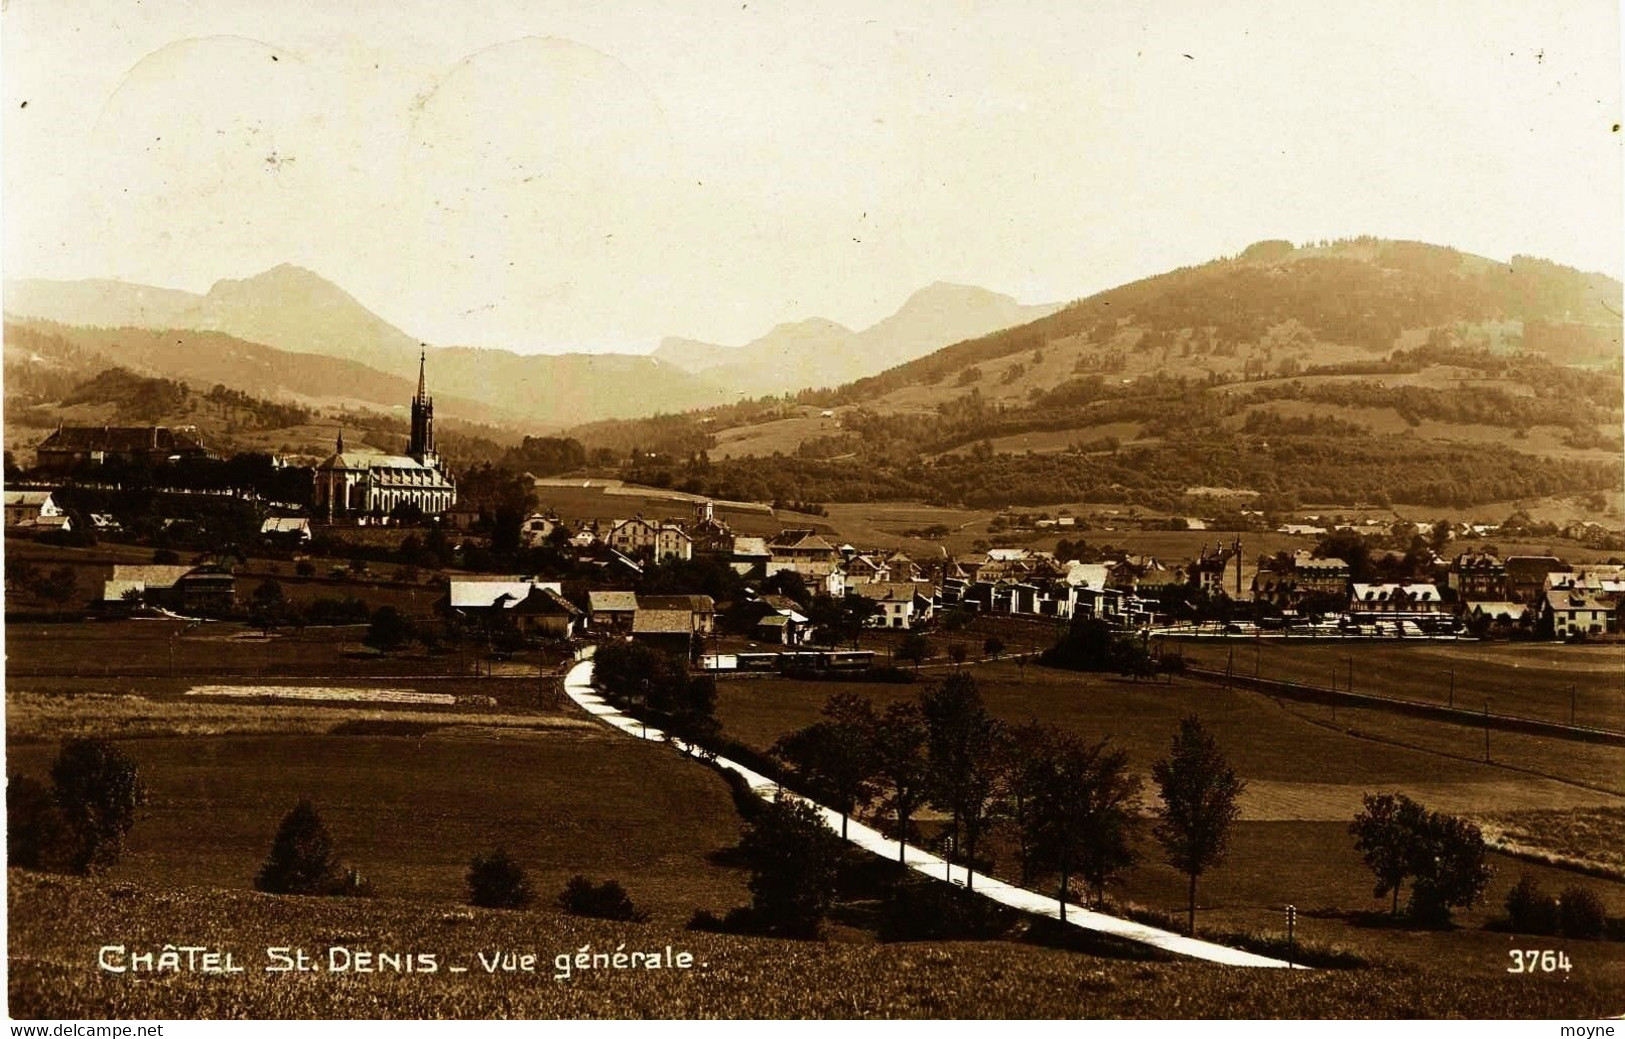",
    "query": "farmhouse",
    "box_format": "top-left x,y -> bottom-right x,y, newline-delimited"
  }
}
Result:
631,609 -> 698,656
636,594 -> 717,635
851,581 -> 935,629
1542,589 -> 1614,638
4,489 -> 68,530
445,579 -> 579,638
768,530 -> 841,578
104,564 -> 236,615
587,590 -> 640,632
